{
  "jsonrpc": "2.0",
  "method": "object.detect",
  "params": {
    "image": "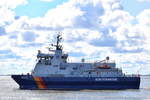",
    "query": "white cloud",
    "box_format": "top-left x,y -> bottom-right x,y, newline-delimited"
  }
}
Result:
0,0 -> 27,9
100,10 -> 134,27
137,9 -> 150,26
32,3 -> 84,29
0,0 -> 150,75
0,7 -> 15,26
